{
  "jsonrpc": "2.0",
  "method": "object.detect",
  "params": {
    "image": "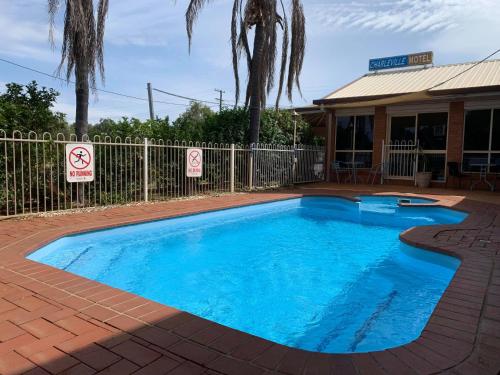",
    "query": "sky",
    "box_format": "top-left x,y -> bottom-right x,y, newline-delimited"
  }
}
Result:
1,0 -> 500,124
